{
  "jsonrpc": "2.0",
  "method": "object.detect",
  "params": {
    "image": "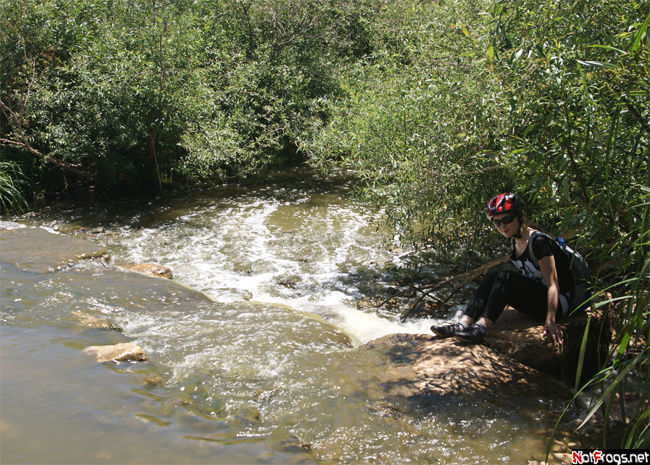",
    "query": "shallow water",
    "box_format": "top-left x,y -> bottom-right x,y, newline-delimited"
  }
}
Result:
1,168 -> 564,464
